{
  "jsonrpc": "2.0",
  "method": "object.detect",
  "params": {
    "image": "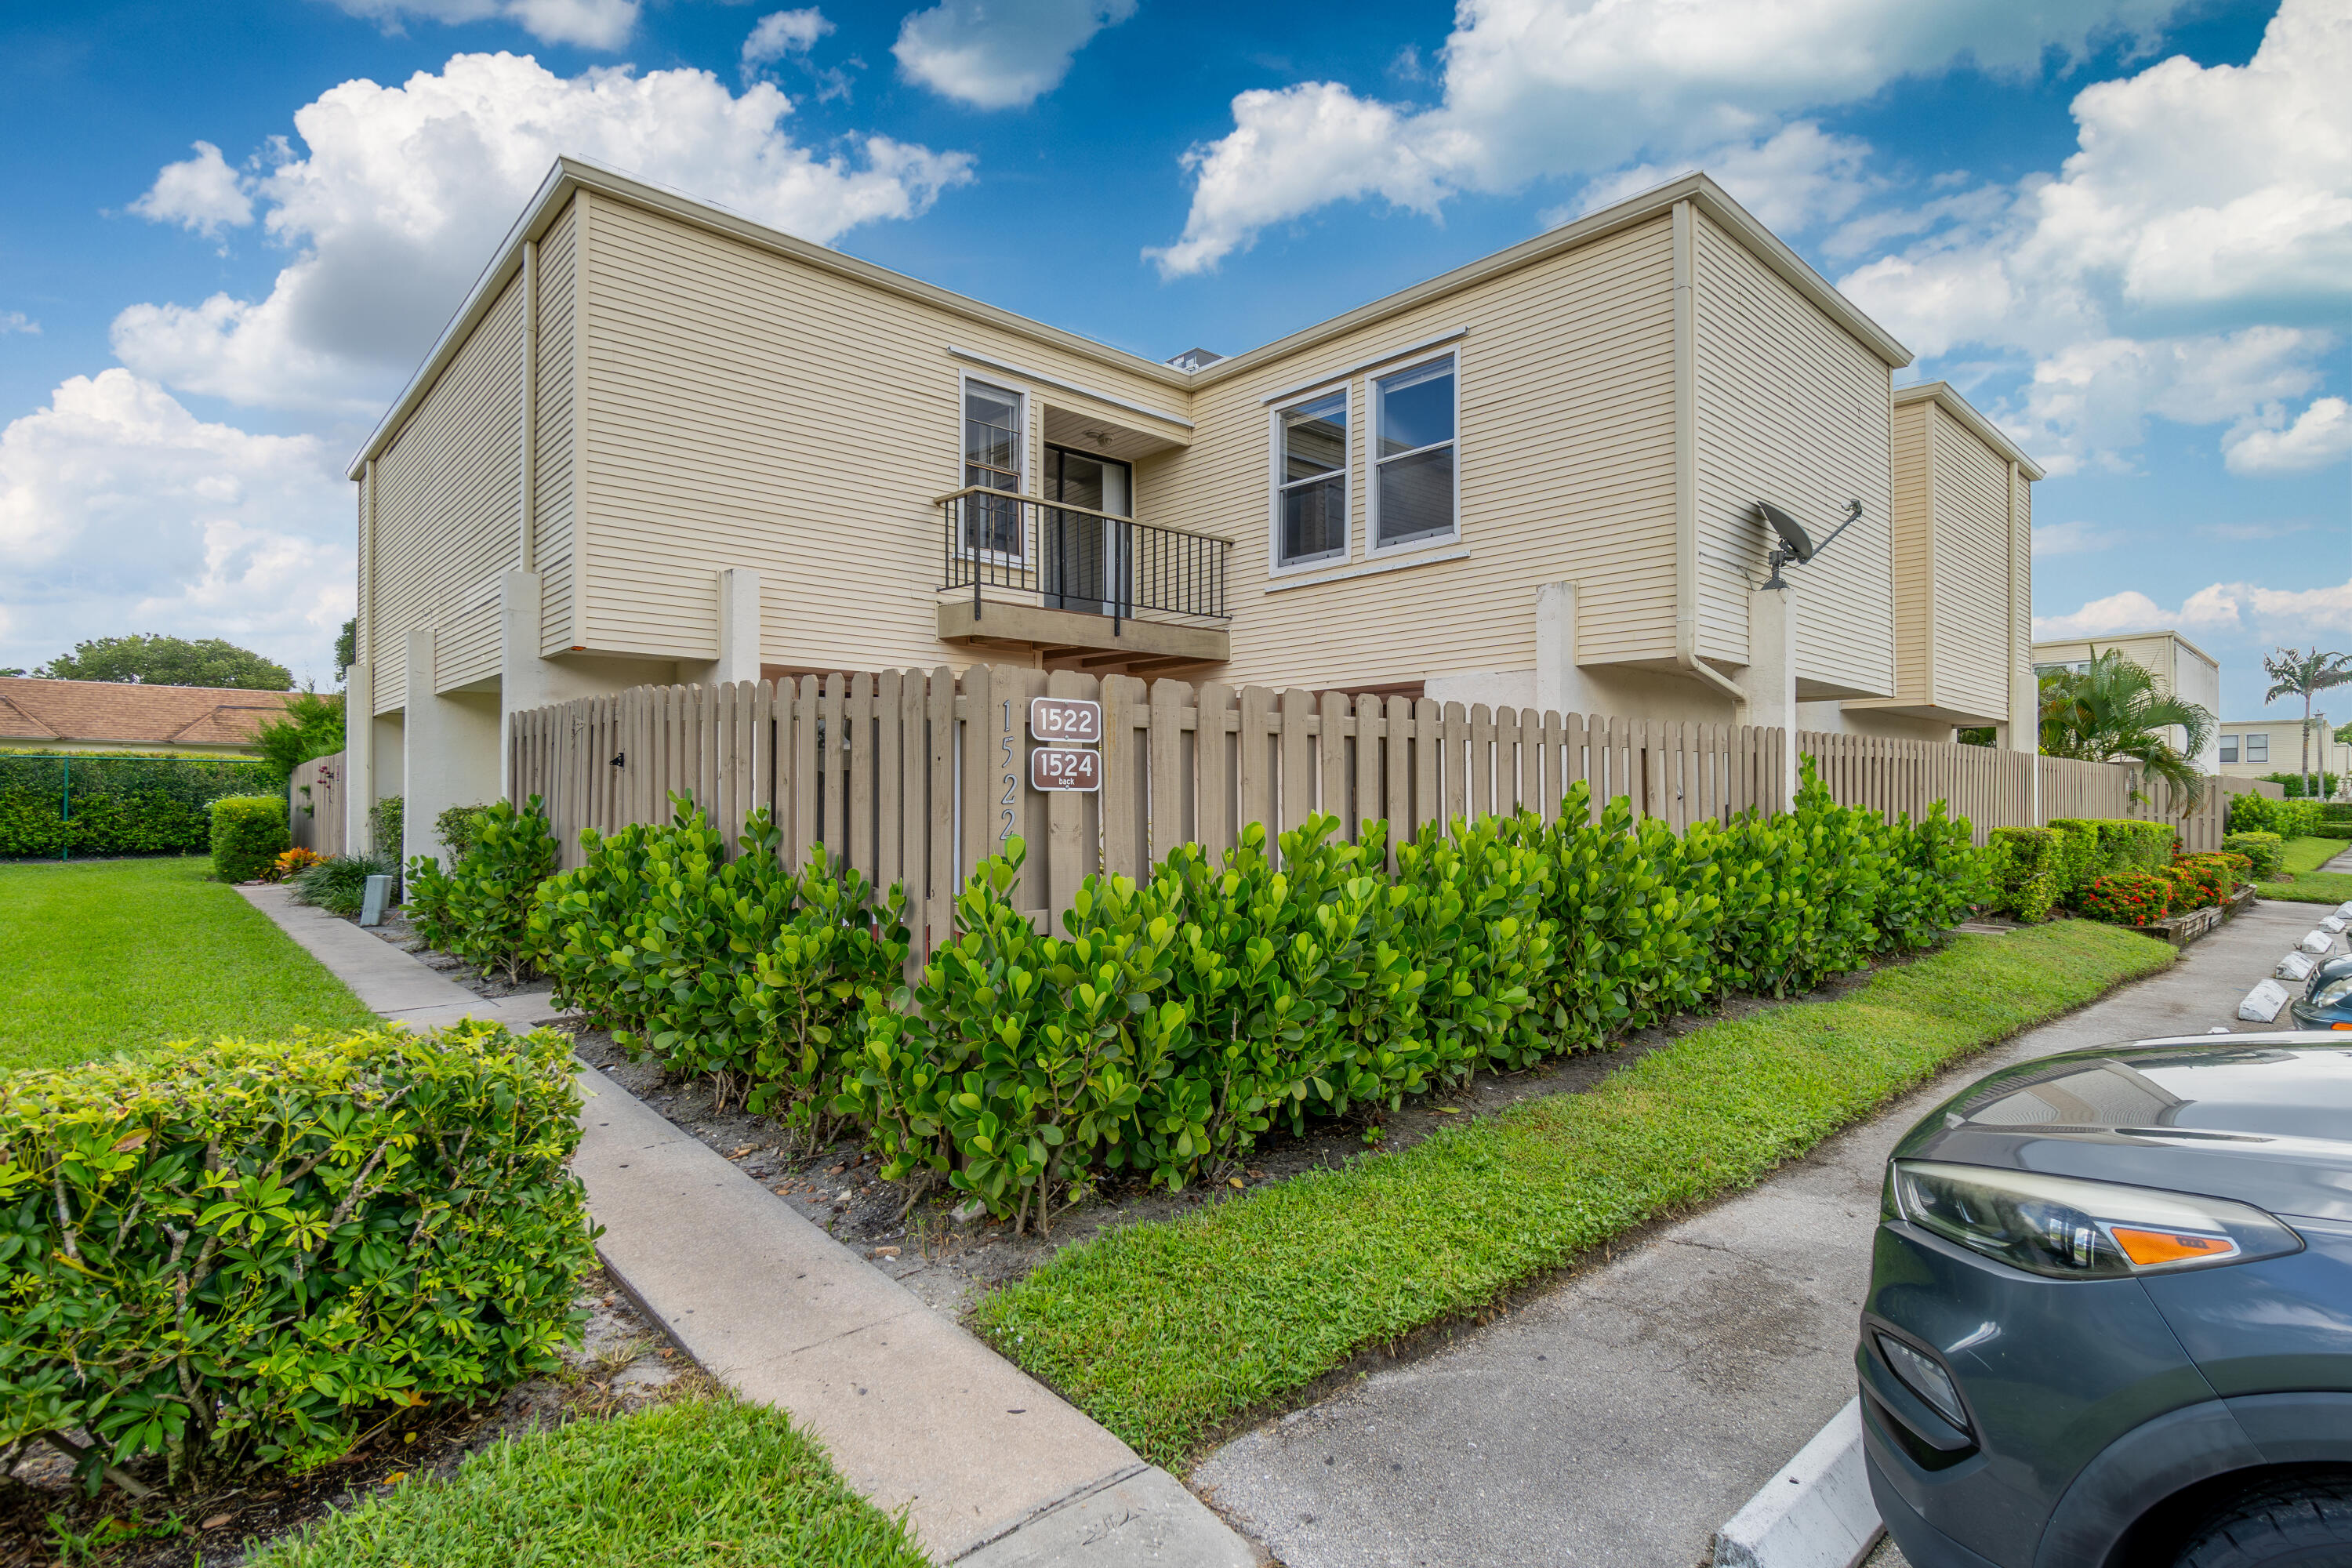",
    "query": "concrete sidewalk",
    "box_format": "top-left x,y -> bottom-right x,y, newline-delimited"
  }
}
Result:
238,881 -> 1257,1567
234,884 -> 557,1032
1190,903 -> 2316,1568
